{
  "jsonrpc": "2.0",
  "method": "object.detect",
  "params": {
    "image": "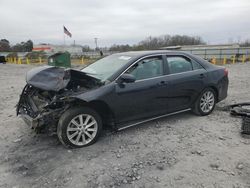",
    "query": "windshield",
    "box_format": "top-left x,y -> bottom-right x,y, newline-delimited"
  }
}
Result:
81,54 -> 133,81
